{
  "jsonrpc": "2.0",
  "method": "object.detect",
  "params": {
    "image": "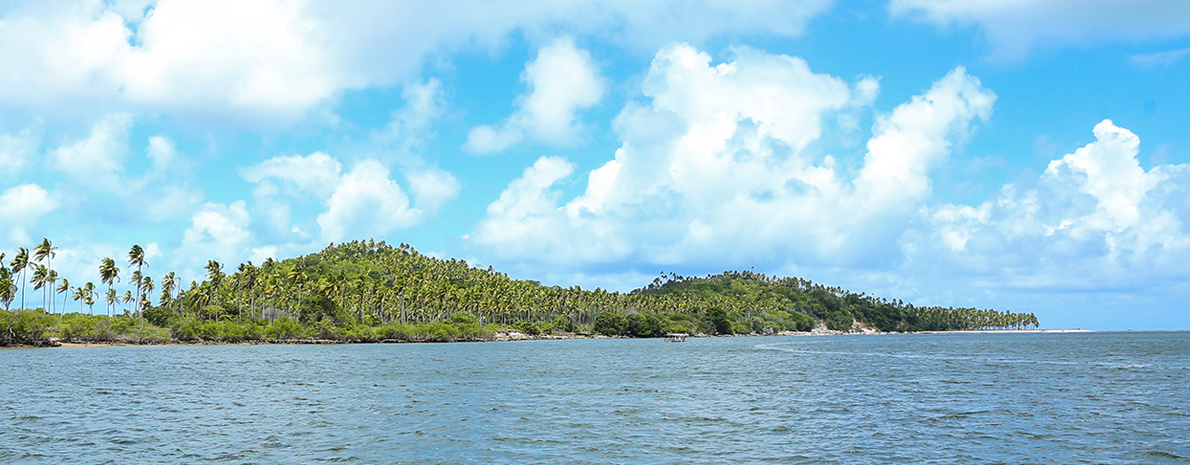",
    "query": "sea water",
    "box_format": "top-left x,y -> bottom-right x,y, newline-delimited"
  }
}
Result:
2,332 -> 1187,464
